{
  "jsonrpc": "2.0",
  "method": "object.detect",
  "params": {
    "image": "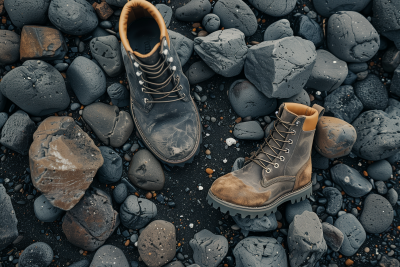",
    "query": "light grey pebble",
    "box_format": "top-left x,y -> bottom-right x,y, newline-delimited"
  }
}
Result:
202,14 -> 220,33
264,19 -> 293,41
34,195 -> 64,222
